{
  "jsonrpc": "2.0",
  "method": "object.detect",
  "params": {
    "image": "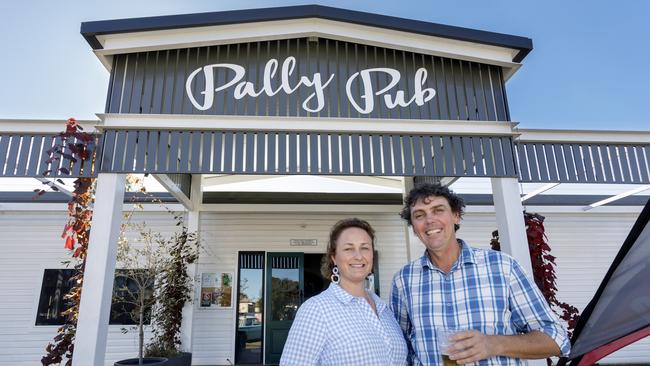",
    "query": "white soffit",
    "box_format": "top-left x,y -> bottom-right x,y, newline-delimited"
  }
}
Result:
584,185 -> 650,210
202,175 -> 402,193
0,175 -> 166,193
0,178 -> 75,192
93,18 -> 520,75
450,177 -> 650,197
